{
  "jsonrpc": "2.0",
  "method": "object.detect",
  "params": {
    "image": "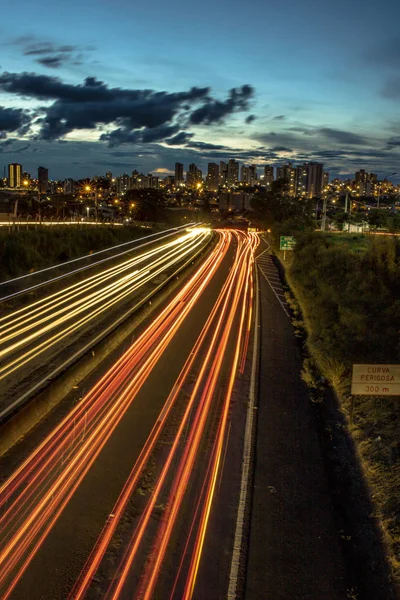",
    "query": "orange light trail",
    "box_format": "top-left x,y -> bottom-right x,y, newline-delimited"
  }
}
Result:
0,229 -> 259,600
0,231 -> 230,598
98,231 -> 259,600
